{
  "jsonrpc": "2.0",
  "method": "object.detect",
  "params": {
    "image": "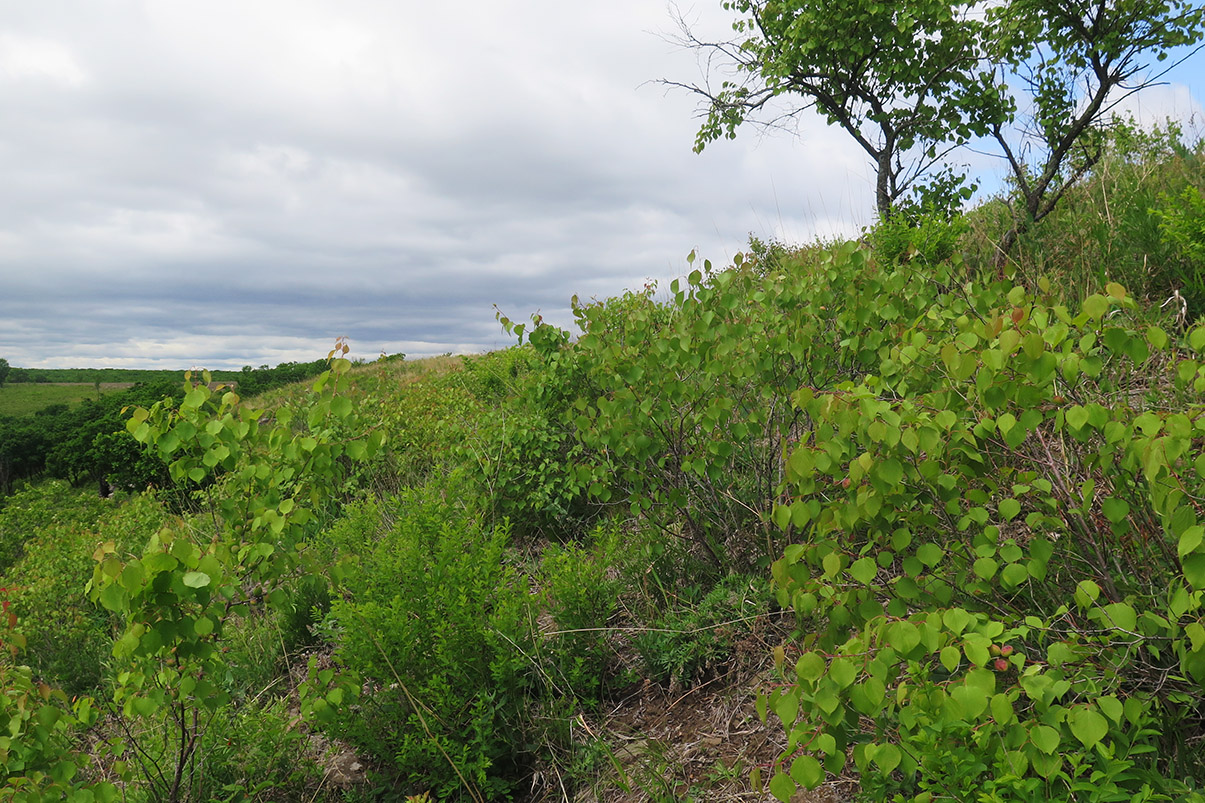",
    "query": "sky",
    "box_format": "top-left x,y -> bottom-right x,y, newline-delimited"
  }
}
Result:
1,2 -> 1202,370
